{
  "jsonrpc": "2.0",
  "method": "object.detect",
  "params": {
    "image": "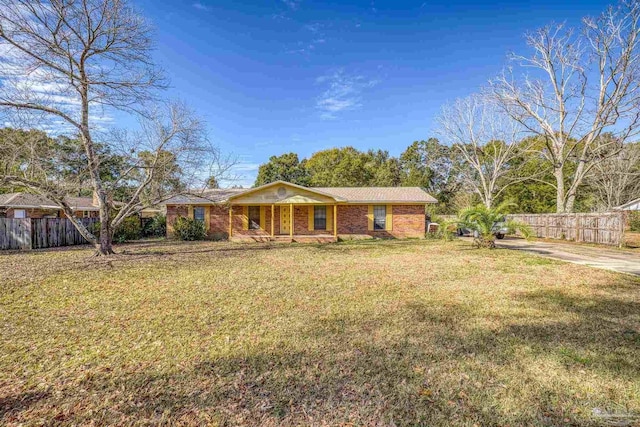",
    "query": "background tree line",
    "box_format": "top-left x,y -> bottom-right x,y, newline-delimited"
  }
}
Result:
254,137 -> 640,214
